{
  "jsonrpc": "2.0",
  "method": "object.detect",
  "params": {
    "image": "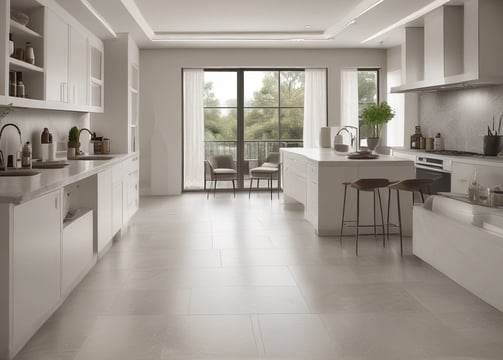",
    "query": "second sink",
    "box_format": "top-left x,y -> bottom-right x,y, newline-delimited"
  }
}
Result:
74,155 -> 113,161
